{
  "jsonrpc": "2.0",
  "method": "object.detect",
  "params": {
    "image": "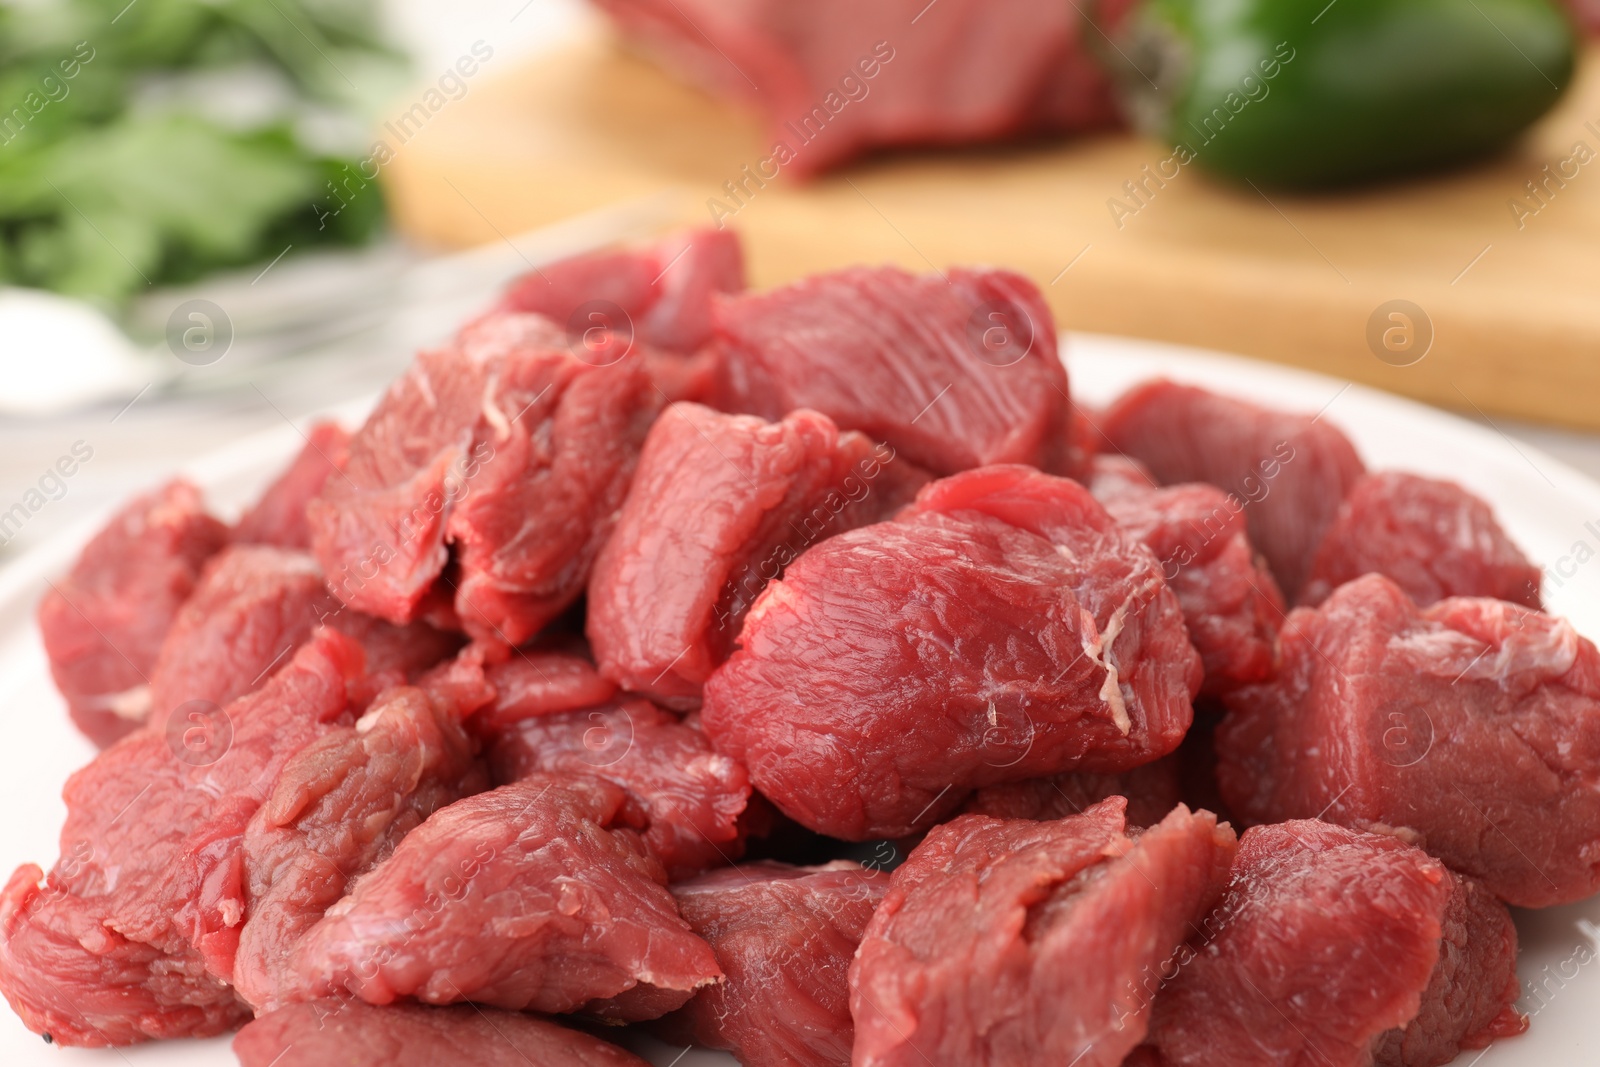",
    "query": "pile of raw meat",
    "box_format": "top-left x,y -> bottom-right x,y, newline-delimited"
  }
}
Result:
4,225 -> 1594,1067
